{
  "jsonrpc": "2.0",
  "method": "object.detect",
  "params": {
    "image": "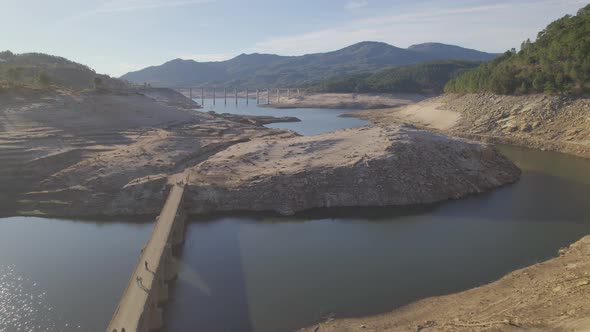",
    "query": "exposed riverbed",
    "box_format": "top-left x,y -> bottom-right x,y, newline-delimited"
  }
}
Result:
0,101 -> 589,332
